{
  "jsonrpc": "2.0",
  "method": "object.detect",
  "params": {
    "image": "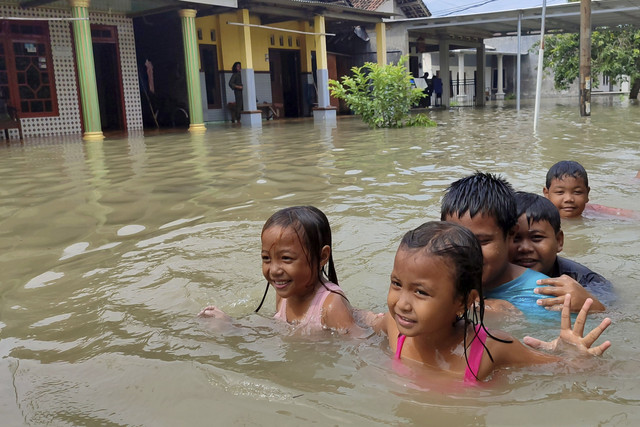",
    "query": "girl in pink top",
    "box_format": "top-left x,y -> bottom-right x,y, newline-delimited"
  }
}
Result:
369,221 -> 612,382
200,206 -> 356,334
